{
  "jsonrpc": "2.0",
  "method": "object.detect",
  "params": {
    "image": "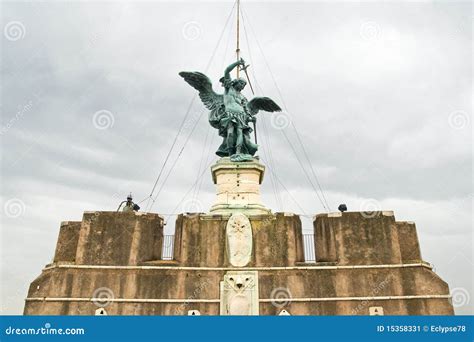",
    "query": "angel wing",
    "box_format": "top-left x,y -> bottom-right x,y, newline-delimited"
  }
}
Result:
179,71 -> 224,129
179,71 -> 223,110
246,97 -> 282,116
